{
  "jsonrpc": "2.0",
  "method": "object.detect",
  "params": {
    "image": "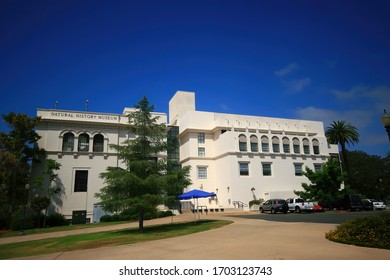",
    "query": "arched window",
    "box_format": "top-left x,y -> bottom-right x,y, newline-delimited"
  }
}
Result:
293,138 -> 300,154
250,135 -> 258,152
312,139 -> 320,155
93,134 -> 104,152
78,133 -> 90,152
282,137 -> 290,153
239,134 -> 247,152
62,132 -> 74,152
272,136 -> 280,153
303,138 -> 310,154
261,136 -> 269,152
